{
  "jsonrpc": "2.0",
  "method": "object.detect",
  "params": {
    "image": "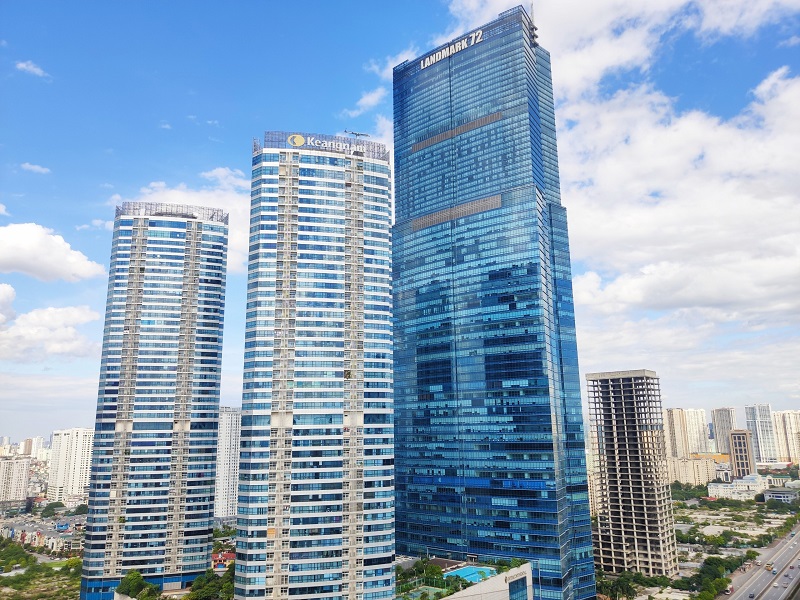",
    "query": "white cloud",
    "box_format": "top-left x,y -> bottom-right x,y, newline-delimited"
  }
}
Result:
76,219 -> 114,232
111,167 -> 250,272
0,203 -> 8,216
366,46 -> 420,81
780,35 -> 800,47
341,87 -> 388,118
0,286 -> 100,362
0,284 -> 15,326
159,121 -> 172,129
560,68 -> 800,407
438,0 -> 800,101
0,223 -> 106,281
206,119 -> 219,126
20,162 -> 50,174
15,60 -> 49,77
0,371 -> 98,437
